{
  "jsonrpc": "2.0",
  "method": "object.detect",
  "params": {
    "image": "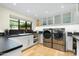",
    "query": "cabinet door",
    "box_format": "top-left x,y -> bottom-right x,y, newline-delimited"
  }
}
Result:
54,15 -> 61,25
8,37 -> 22,44
43,18 -> 47,25
28,35 -> 33,46
8,36 -> 29,49
19,36 -> 29,48
48,17 -> 53,25
74,3 -> 79,24
63,12 -> 71,24
8,35 -> 34,49
2,48 -> 22,56
78,3 -> 79,11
